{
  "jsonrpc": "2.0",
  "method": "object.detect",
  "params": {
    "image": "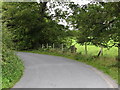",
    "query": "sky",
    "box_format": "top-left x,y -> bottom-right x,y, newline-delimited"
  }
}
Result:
36,0 -> 90,29
71,0 -> 90,5
37,0 -> 90,5
56,1 -> 90,28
